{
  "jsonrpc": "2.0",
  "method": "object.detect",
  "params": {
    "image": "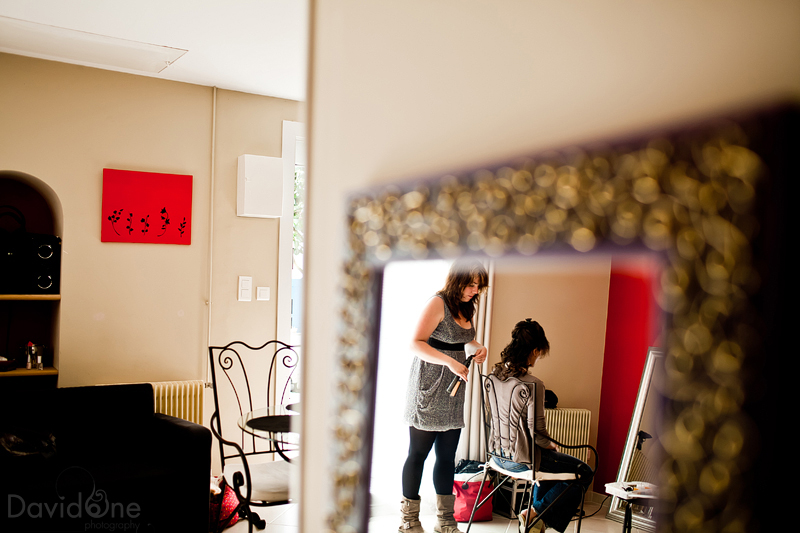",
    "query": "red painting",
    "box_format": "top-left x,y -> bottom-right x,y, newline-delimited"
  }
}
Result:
101,168 -> 192,244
